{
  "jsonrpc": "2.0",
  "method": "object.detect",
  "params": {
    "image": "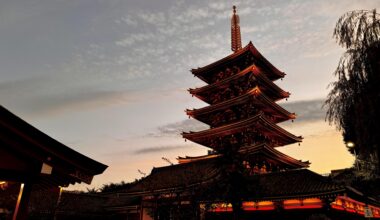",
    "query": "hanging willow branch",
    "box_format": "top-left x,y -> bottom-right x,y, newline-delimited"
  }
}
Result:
325,9 -> 380,175
334,9 -> 380,49
325,9 -> 380,129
